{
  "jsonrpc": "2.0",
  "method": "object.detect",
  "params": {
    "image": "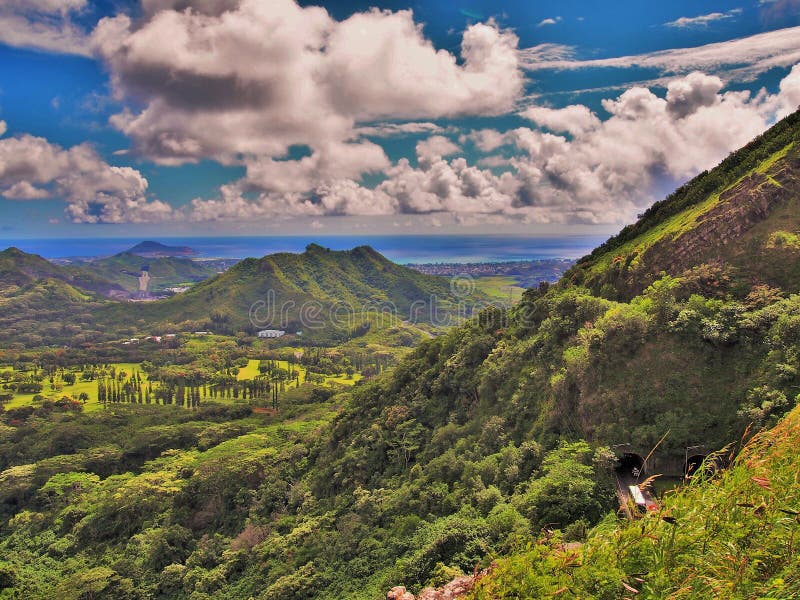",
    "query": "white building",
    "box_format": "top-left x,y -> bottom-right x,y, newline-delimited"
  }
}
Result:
258,329 -> 286,338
